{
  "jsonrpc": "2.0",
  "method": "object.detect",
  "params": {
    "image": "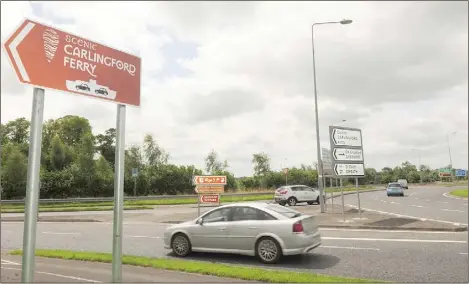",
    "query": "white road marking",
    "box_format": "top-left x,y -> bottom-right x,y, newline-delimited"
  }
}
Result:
411,205 -> 425,208
1,260 -> 21,265
425,199 -> 431,202
126,235 -> 160,239
319,228 -> 467,234
323,237 -> 467,243
443,192 -> 469,200
345,205 -> 468,226
1,230 -> 13,233
464,204 -> 468,206
320,245 -> 380,251
460,252 -> 468,255
442,209 -> 466,213
42,232 -> 81,235
439,201 -> 449,204
1,267 -> 101,282
390,201 -> 400,205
